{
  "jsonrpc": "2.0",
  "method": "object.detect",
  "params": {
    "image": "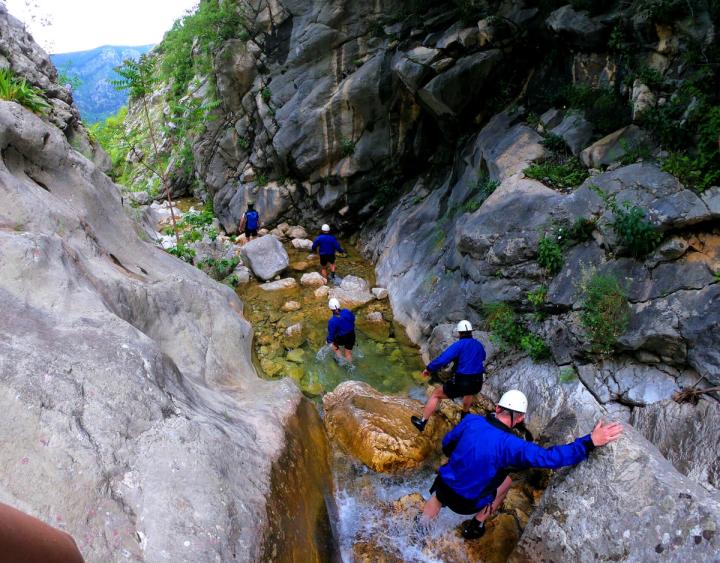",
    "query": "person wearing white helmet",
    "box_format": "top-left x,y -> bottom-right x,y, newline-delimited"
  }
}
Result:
411,320 -> 486,432
418,390 -> 623,540
312,224 -> 346,281
326,298 -> 356,362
